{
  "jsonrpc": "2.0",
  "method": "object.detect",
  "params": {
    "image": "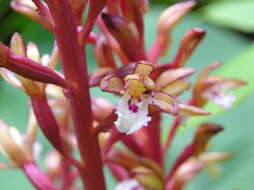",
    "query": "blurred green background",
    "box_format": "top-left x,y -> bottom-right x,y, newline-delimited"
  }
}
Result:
1,0 -> 254,189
